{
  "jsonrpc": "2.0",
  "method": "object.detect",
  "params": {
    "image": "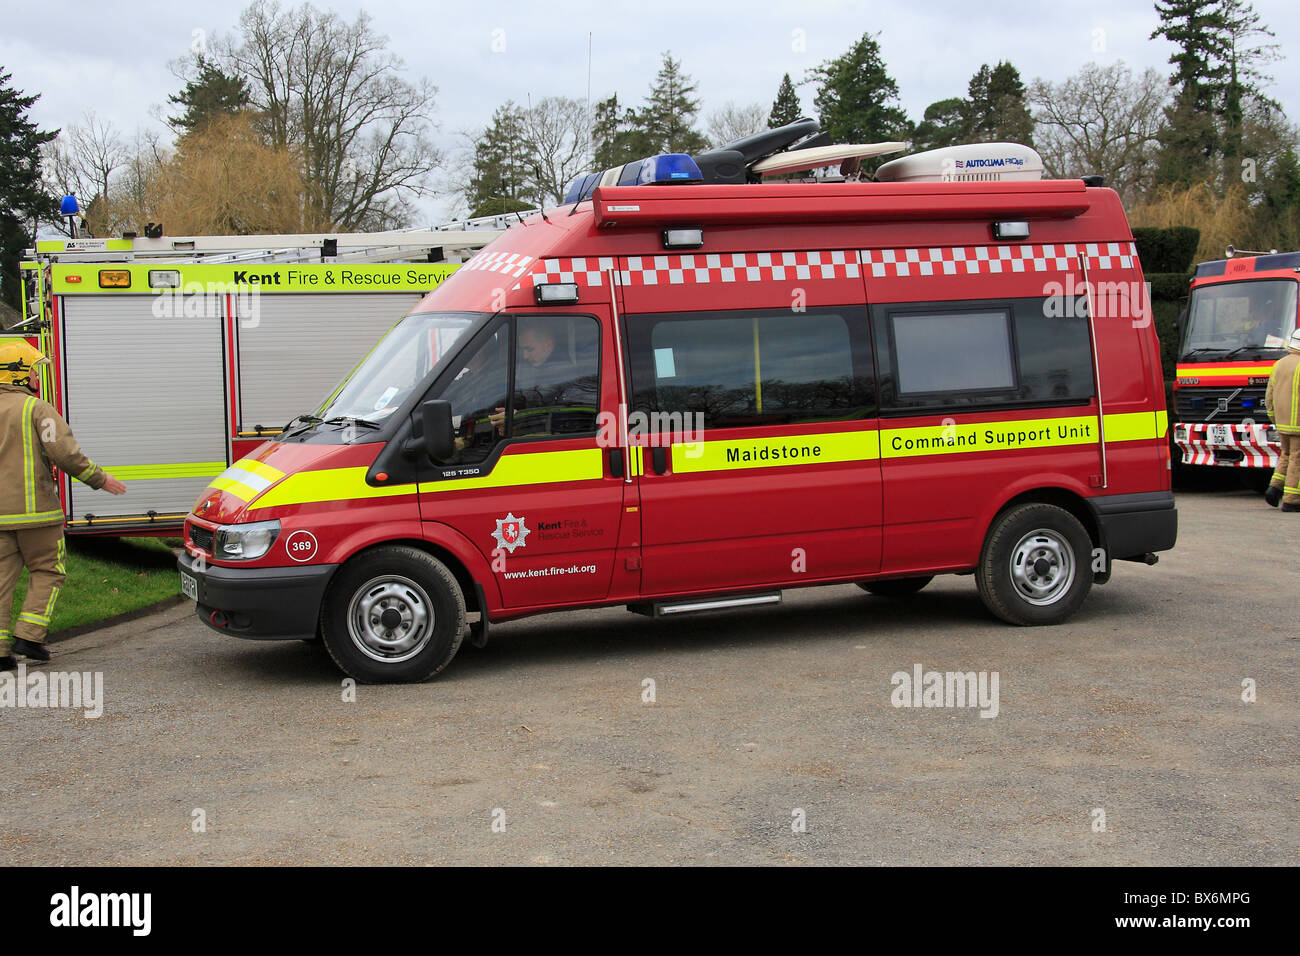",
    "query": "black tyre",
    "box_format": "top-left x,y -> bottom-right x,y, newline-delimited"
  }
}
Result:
976,503 -> 1092,626
320,546 -> 467,683
856,575 -> 933,597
